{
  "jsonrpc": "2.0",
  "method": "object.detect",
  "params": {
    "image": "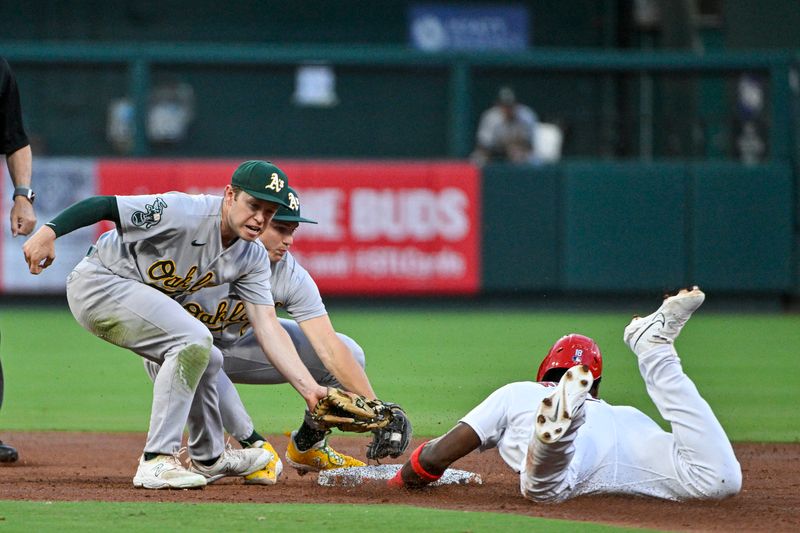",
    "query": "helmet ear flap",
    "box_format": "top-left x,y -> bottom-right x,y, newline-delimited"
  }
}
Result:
536,334 -> 603,382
